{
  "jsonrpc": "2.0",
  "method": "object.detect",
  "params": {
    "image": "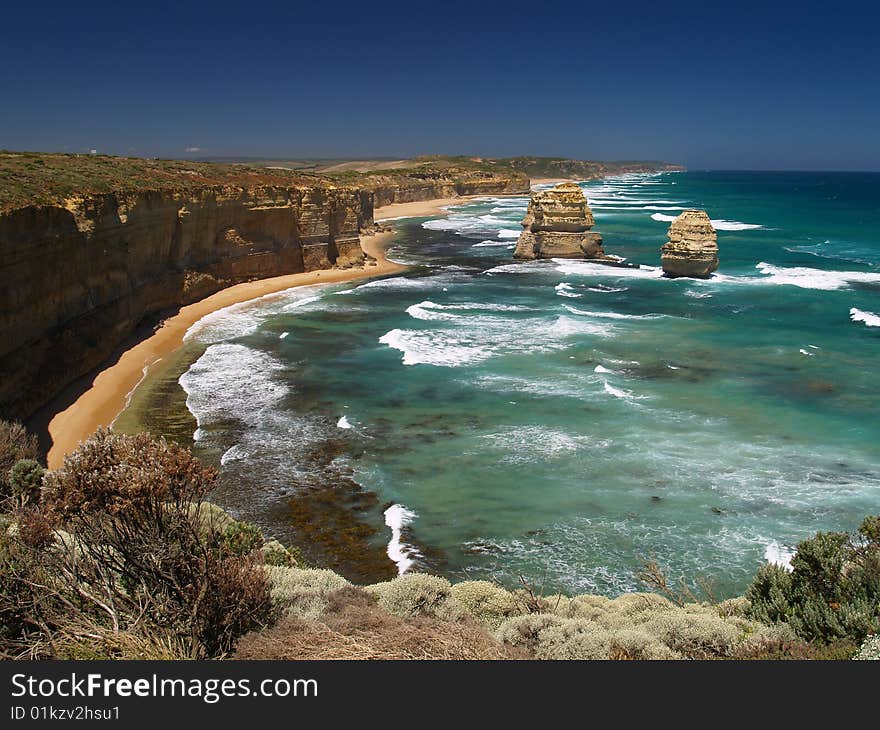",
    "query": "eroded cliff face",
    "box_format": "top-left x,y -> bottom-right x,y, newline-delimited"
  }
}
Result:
660,210 -> 719,278
0,184 -> 371,420
513,183 -> 605,260
367,172 -> 529,207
